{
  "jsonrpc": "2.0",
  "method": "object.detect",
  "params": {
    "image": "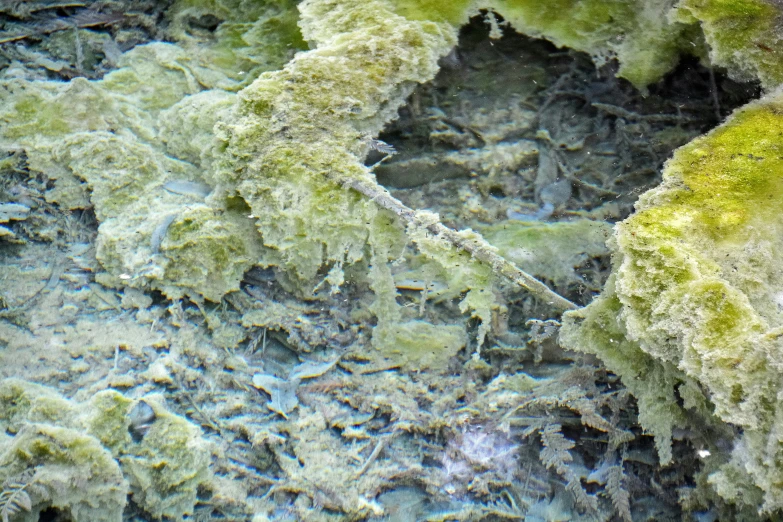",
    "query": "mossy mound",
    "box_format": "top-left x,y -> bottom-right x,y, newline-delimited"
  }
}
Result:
562,88 -> 783,514
0,380 -> 210,521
